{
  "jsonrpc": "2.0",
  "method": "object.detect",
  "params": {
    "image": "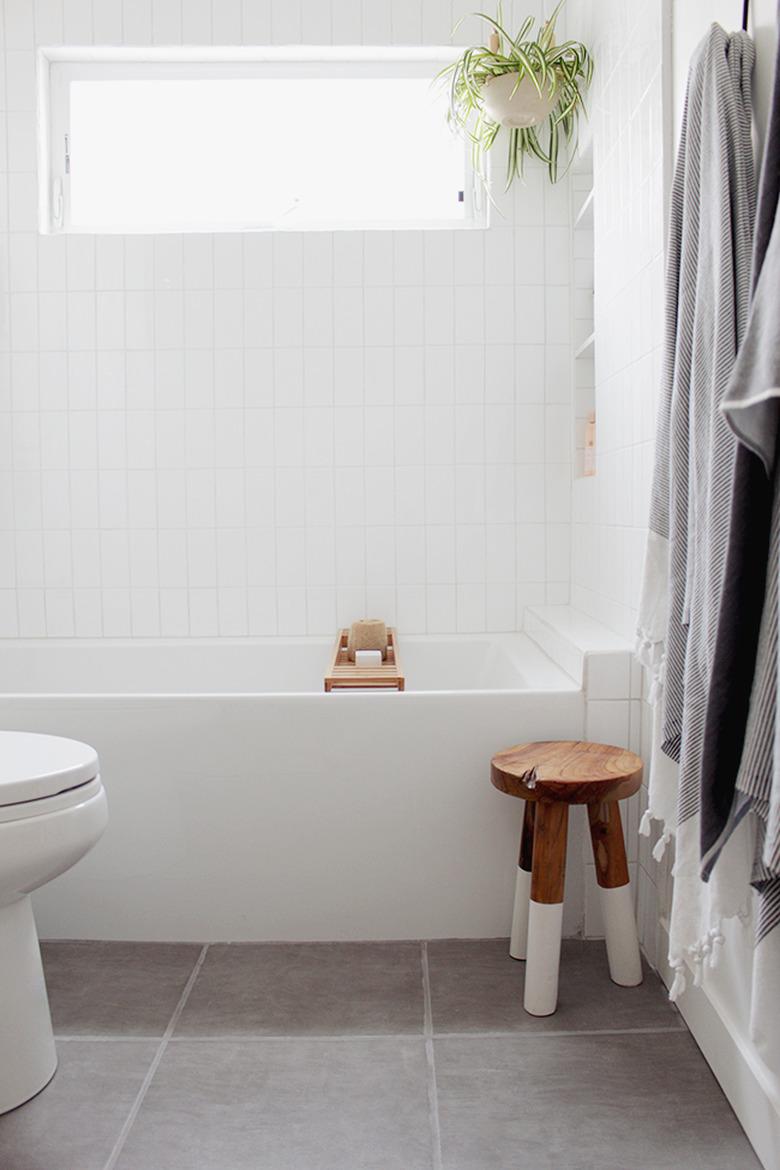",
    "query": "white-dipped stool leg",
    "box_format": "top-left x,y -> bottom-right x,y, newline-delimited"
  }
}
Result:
524,901 -> 564,1015
524,801 -> 568,1017
588,800 -> 643,988
509,803 -> 535,961
600,883 -> 643,986
509,867 -> 532,960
